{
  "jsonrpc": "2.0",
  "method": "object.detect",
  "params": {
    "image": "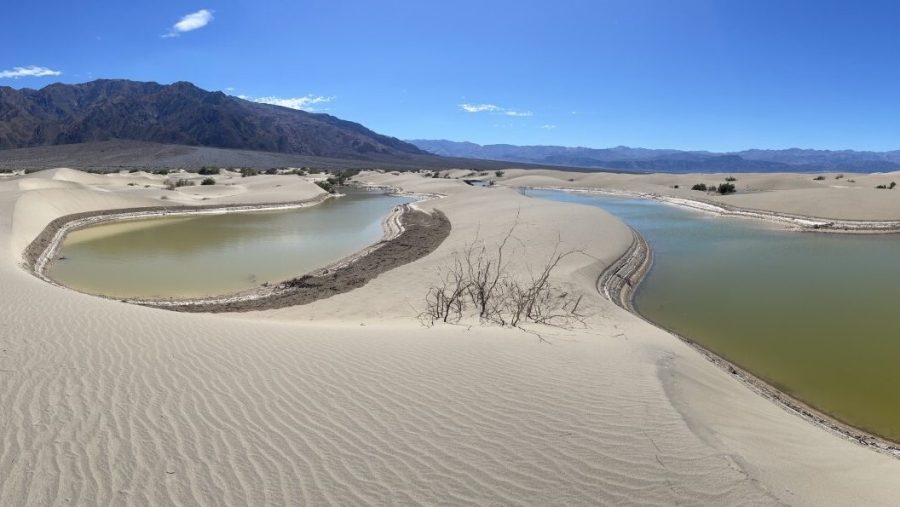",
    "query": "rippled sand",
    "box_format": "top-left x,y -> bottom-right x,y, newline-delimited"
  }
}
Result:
1,168 -> 899,505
